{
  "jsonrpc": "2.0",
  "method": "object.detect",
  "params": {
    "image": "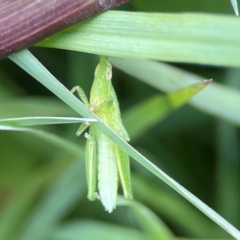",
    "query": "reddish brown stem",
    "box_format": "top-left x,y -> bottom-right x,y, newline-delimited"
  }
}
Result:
0,0 -> 128,59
